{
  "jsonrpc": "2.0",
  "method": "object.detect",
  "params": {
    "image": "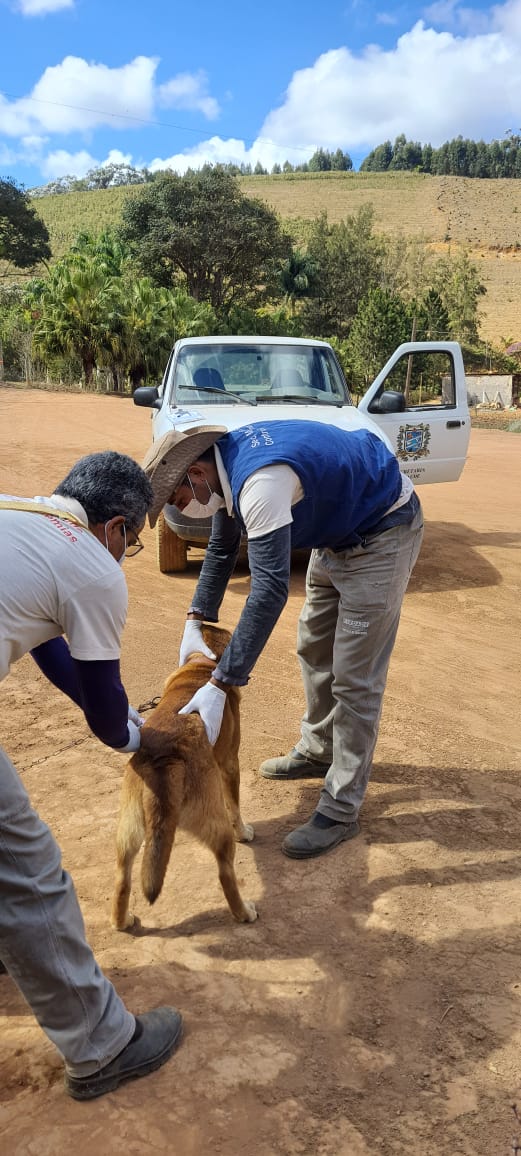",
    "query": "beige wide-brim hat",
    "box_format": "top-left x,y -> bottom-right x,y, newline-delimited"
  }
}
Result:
142,425 -> 227,528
